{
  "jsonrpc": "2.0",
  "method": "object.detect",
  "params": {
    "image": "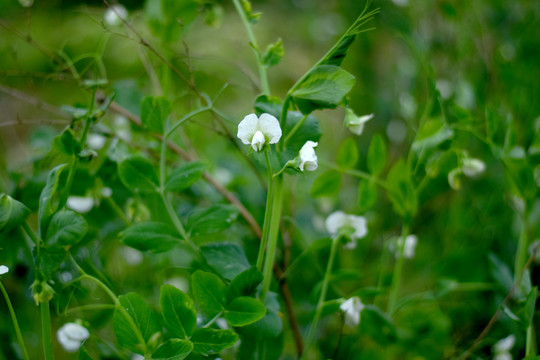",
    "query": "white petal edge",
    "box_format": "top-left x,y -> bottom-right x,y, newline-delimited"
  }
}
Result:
251,130 -> 266,151
325,211 -> 348,236
0,265 -> 9,275
258,113 -> 282,144
237,113 -> 259,145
